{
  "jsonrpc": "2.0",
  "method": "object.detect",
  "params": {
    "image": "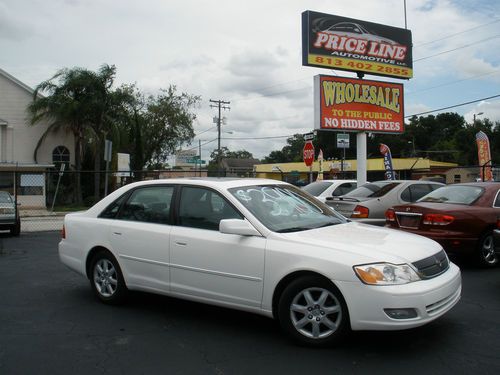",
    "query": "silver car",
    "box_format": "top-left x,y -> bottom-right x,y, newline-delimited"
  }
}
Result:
326,180 -> 444,226
0,191 -> 20,235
